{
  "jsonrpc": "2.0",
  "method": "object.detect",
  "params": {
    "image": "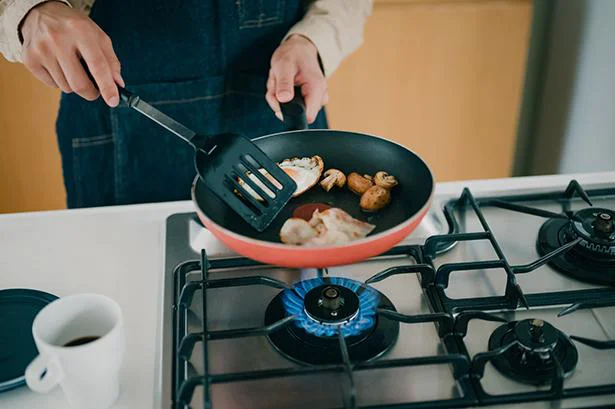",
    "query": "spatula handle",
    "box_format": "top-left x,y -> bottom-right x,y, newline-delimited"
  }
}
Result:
280,86 -> 308,131
118,89 -> 203,148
